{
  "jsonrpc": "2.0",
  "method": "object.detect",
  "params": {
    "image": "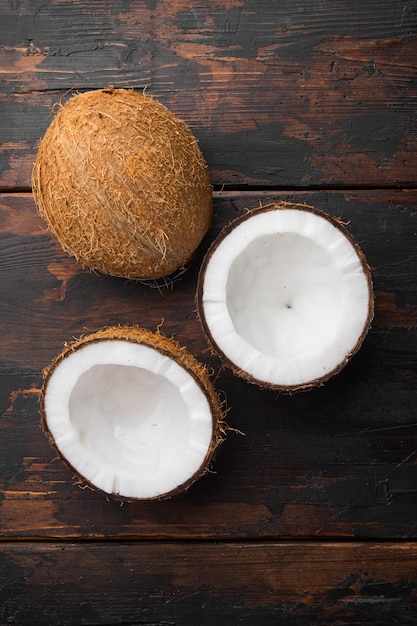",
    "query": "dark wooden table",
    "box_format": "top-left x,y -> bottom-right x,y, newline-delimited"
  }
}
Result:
1,1 -> 417,624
